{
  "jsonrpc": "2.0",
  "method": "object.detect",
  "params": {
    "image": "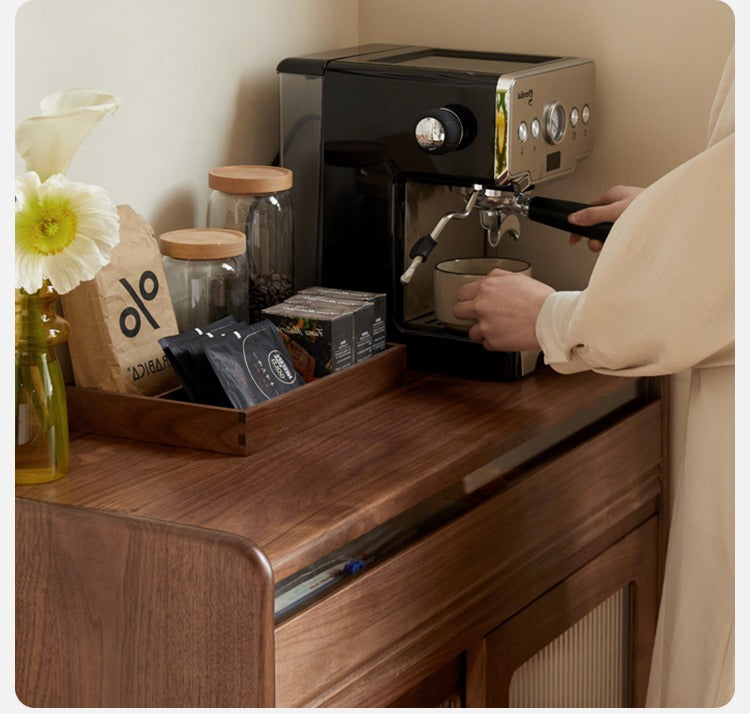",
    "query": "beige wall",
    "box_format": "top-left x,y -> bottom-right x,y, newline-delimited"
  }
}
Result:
14,0 -> 734,285
14,0 -> 360,234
